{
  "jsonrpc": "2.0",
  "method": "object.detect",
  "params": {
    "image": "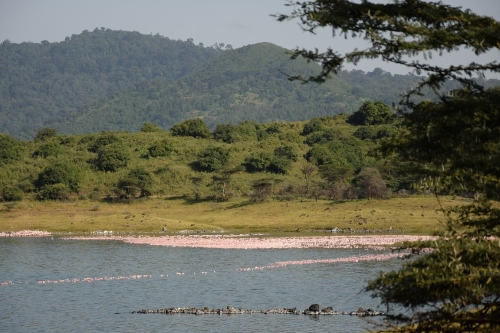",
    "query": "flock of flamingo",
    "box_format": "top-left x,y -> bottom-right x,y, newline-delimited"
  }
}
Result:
1,230 -> 435,287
